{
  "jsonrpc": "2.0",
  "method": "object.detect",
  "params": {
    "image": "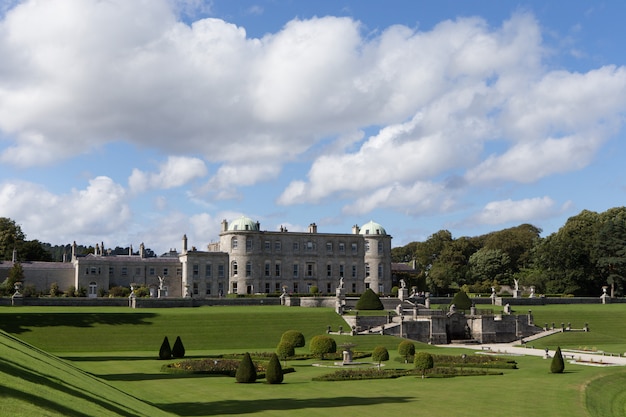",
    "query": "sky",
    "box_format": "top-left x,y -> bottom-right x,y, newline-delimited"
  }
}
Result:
1,0 -> 626,255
